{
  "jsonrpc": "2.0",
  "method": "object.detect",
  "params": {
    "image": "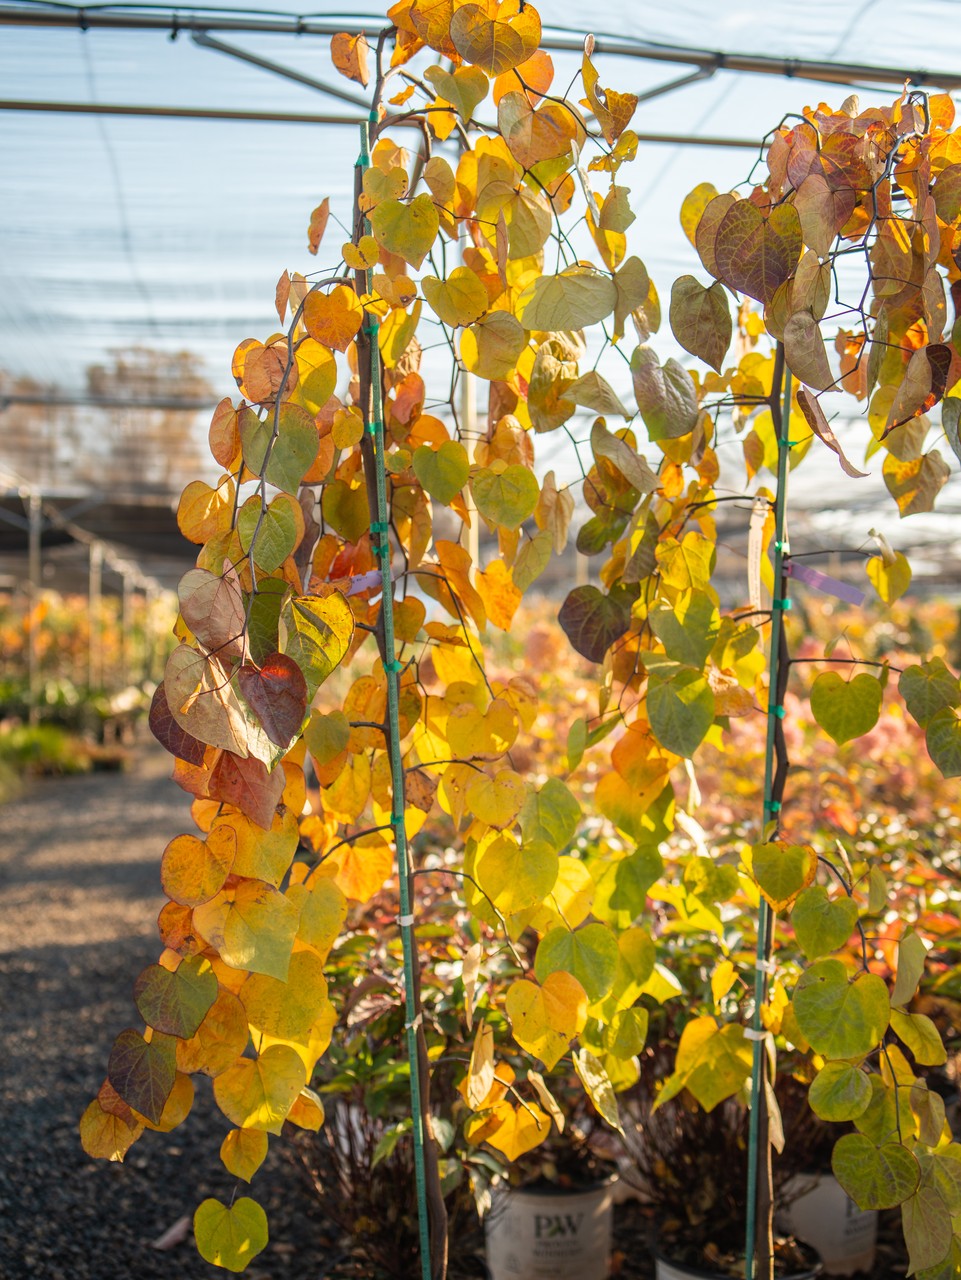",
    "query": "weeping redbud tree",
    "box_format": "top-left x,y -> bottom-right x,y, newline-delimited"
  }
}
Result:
81,5 -> 961,1277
